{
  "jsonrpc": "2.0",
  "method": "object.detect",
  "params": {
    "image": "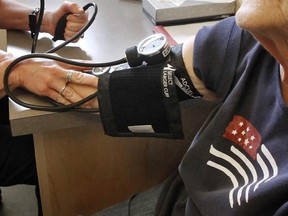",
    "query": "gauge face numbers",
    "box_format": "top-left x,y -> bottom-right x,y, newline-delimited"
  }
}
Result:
137,33 -> 169,57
